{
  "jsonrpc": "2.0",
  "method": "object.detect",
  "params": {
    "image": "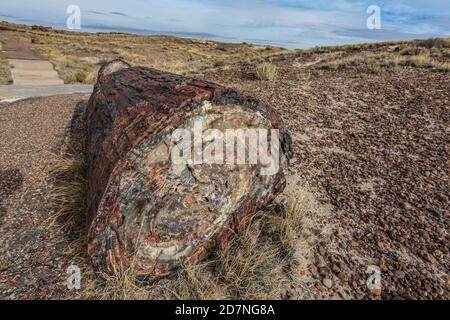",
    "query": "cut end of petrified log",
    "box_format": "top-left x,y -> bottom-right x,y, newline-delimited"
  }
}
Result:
98,59 -> 131,78
86,64 -> 291,277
